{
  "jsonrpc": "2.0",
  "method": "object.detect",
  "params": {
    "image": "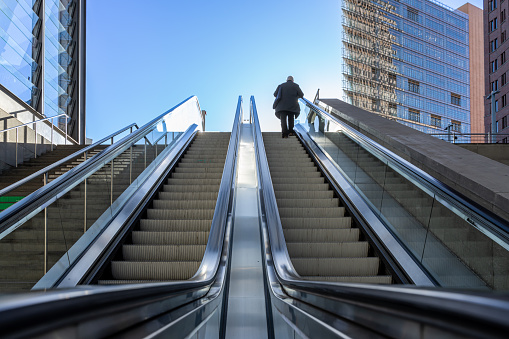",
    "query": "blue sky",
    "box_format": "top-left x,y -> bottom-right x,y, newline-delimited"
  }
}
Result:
86,0 -> 482,140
